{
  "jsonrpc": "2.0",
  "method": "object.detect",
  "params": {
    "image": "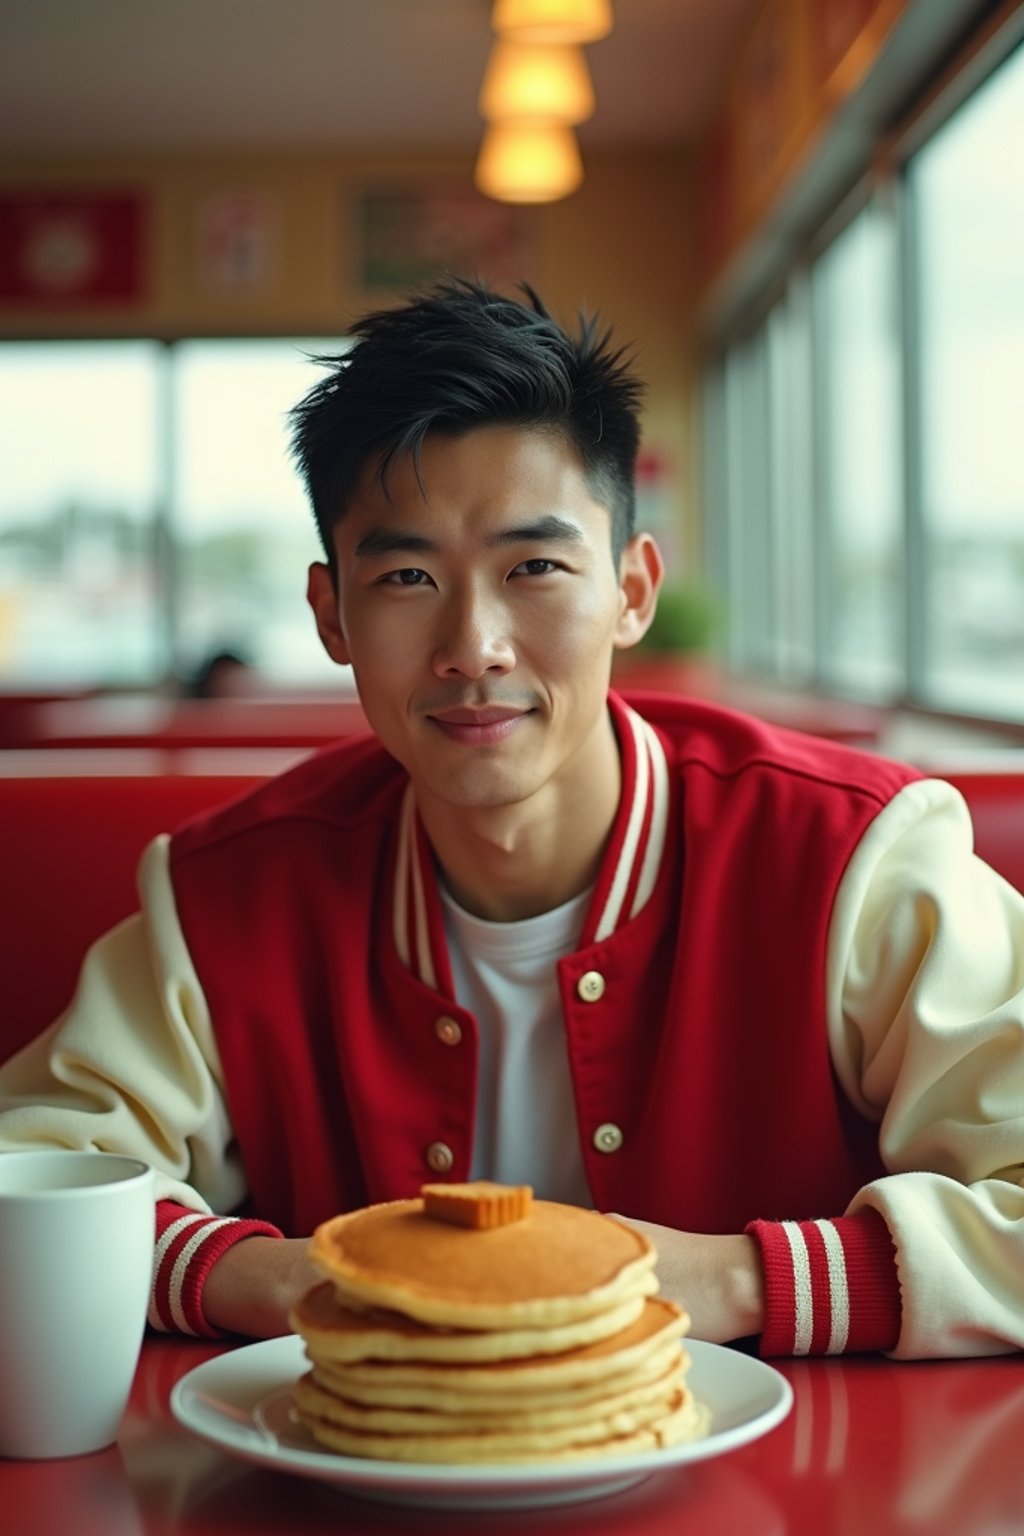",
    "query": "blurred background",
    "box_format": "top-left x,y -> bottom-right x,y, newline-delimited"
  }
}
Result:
0,0 -> 1021,749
